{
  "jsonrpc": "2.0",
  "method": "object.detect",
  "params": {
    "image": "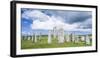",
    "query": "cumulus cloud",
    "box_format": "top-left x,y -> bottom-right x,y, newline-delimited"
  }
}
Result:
21,8 -> 92,32
40,10 -> 92,24
30,15 -> 79,30
22,10 -> 50,21
78,18 -> 92,29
